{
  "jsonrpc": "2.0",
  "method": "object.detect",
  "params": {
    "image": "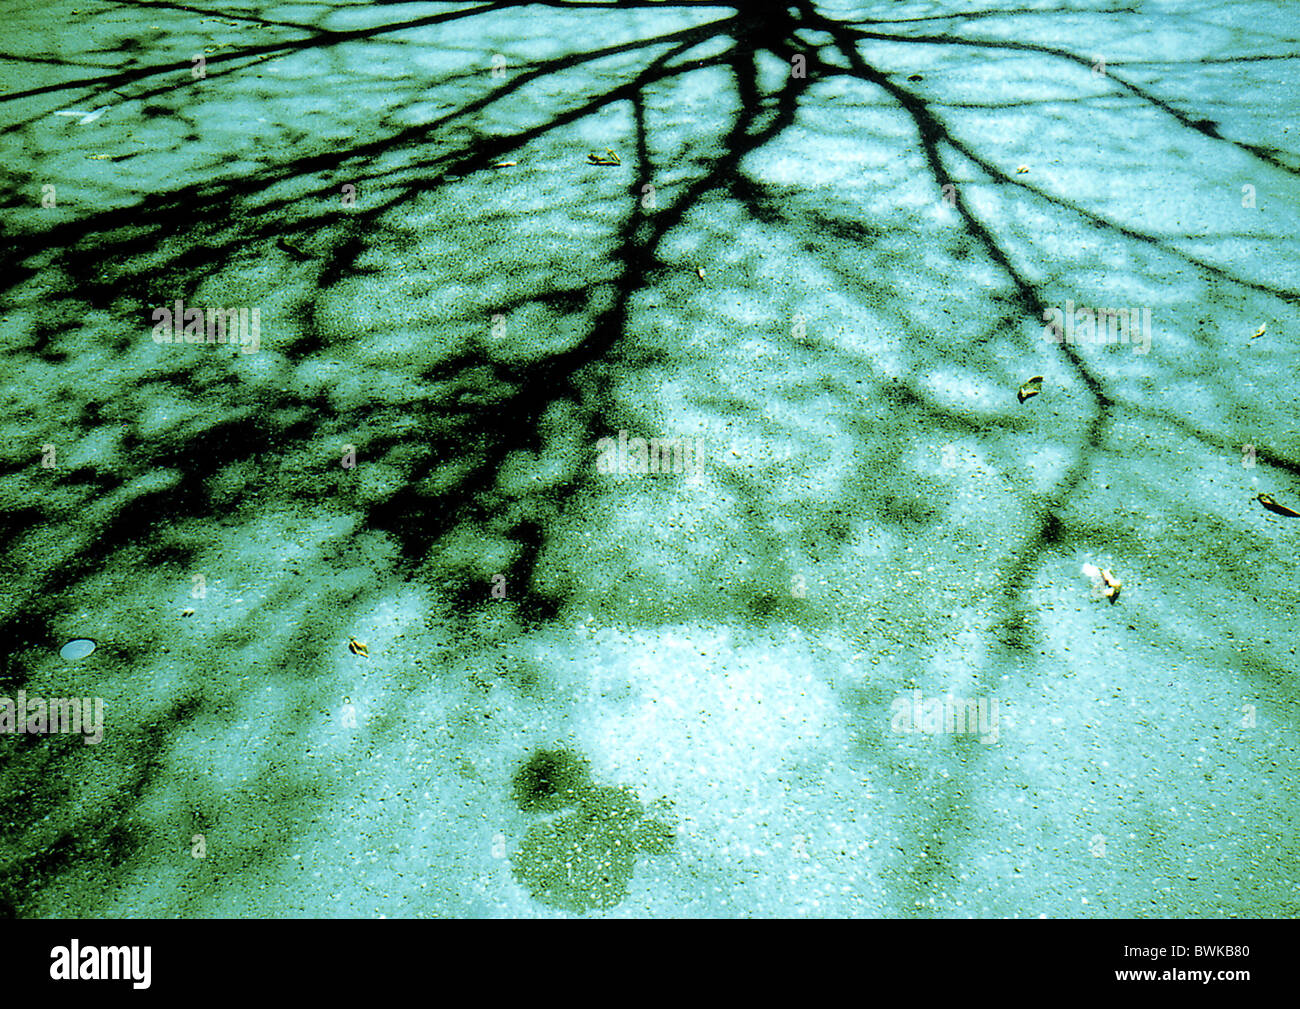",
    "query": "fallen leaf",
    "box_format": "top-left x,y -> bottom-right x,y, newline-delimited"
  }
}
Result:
1017,376 -> 1043,403
348,637 -> 370,657
276,236 -> 311,261
1099,568 -> 1121,604
1256,493 -> 1300,517
54,108 -> 107,125
1082,563 -> 1121,603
